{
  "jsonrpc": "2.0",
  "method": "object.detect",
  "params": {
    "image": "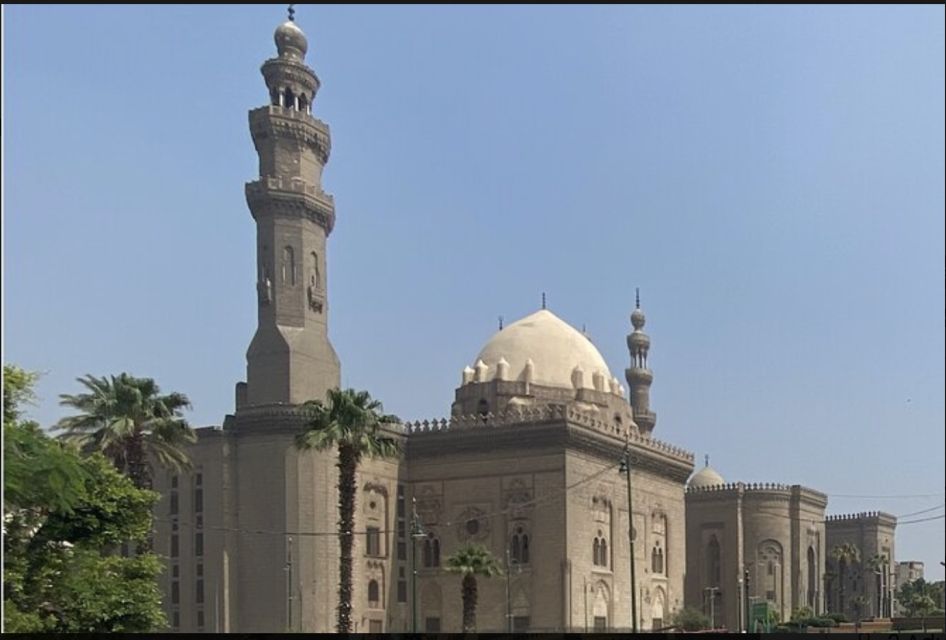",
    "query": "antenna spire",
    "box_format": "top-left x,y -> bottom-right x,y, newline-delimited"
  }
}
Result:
288,4 -> 296,21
